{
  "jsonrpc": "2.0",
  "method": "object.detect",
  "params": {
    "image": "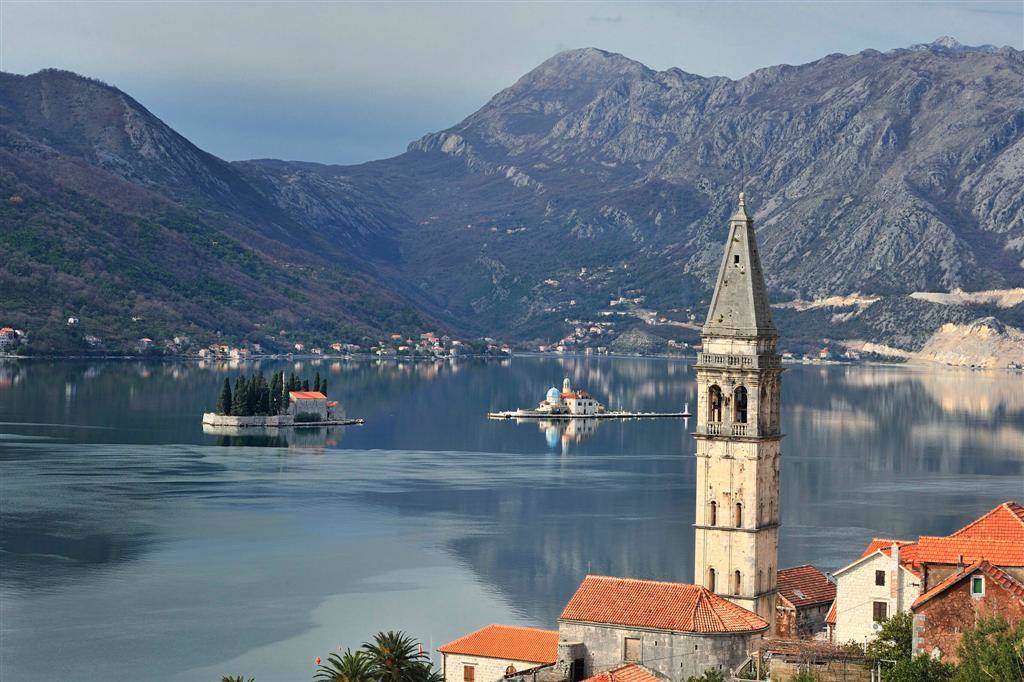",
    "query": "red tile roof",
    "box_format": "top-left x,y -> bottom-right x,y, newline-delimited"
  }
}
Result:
948,501 -> 1024,541
824,600 -> 836,626
438,624 -> 558,664
289,391 -> 327,400
581,664 -> 662,682
911,560 -> 1024,610
913,536 -> 1024,567
856,539 -> 922,577
559,575 -> 768,634
777,565 -> 836,607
